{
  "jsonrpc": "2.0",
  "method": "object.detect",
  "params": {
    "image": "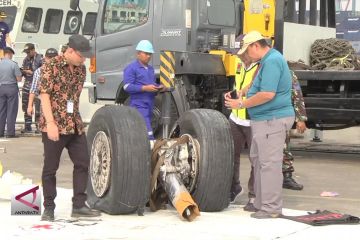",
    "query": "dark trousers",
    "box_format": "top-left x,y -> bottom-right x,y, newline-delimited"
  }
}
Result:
42,132 -> 90,210
0,84 -> 19,136
22,81 -> 32,129
229,119 -> 255,198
